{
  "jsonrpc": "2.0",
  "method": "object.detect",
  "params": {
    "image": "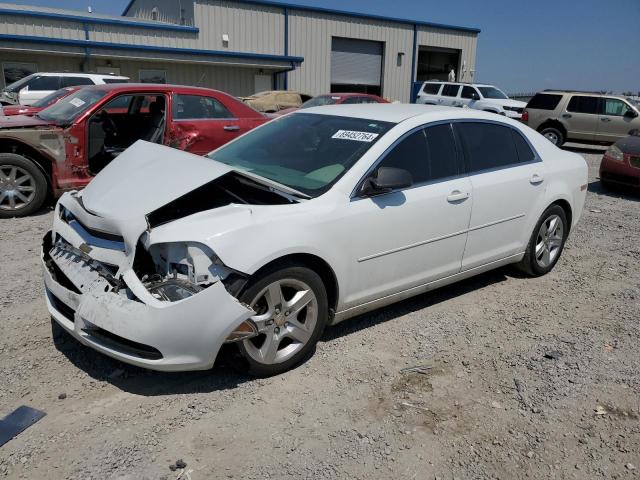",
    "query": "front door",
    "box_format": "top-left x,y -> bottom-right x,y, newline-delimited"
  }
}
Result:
455,121 -> 546,270
340,123 -> 472,308
595,98 -> 640,143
